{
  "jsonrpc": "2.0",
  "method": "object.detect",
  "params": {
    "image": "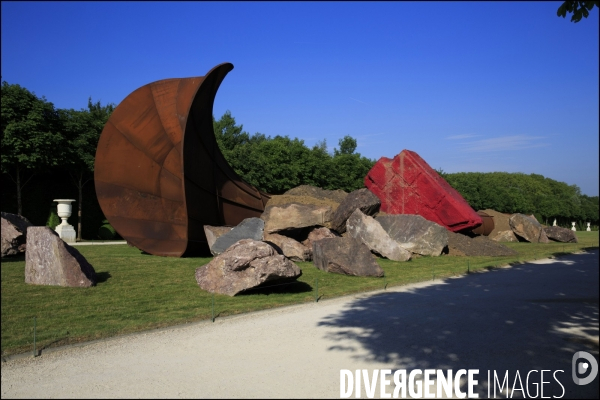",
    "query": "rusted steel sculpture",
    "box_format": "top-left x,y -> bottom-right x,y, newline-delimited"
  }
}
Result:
94,63 -> 270,257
